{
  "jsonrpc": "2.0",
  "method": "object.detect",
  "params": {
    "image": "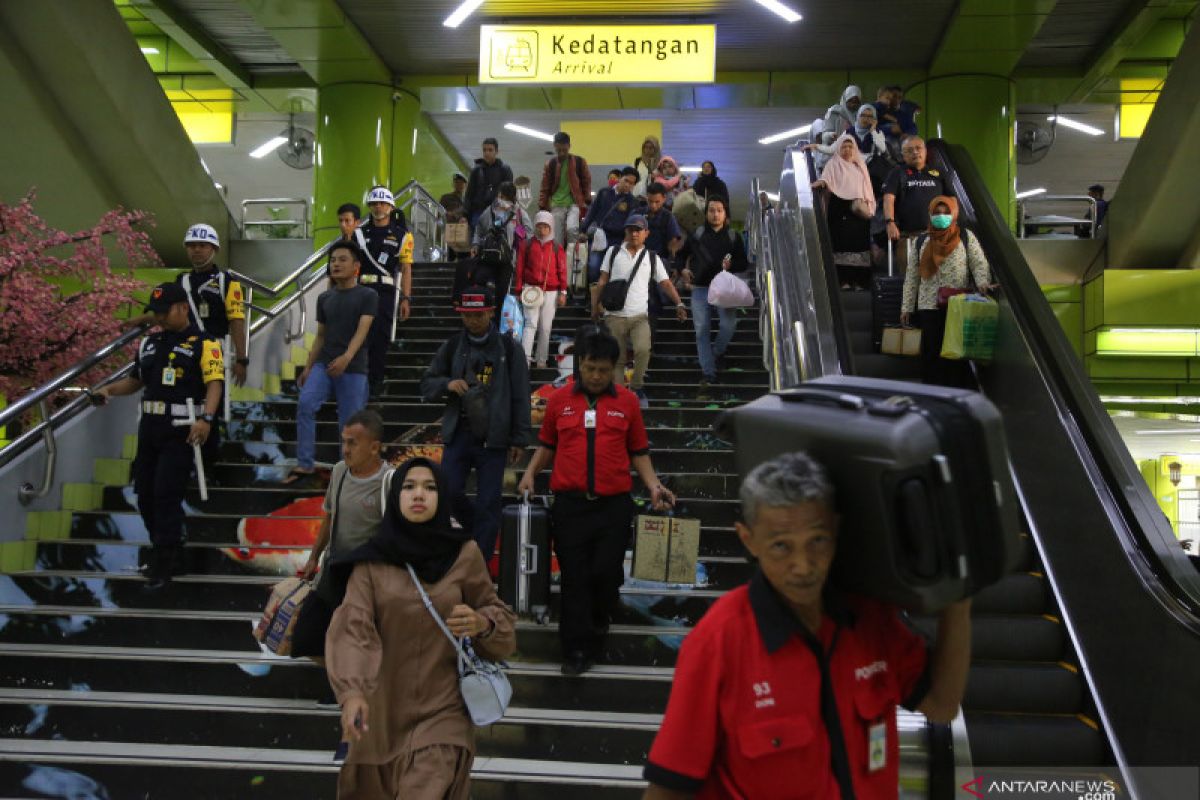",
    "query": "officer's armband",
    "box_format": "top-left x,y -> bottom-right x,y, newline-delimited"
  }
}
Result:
202,339 -> 225,382
226,281 -> 246,320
